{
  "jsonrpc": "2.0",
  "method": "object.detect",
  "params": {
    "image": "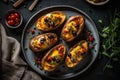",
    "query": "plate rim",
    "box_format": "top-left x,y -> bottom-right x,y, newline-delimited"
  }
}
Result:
21,5 -> 100,80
